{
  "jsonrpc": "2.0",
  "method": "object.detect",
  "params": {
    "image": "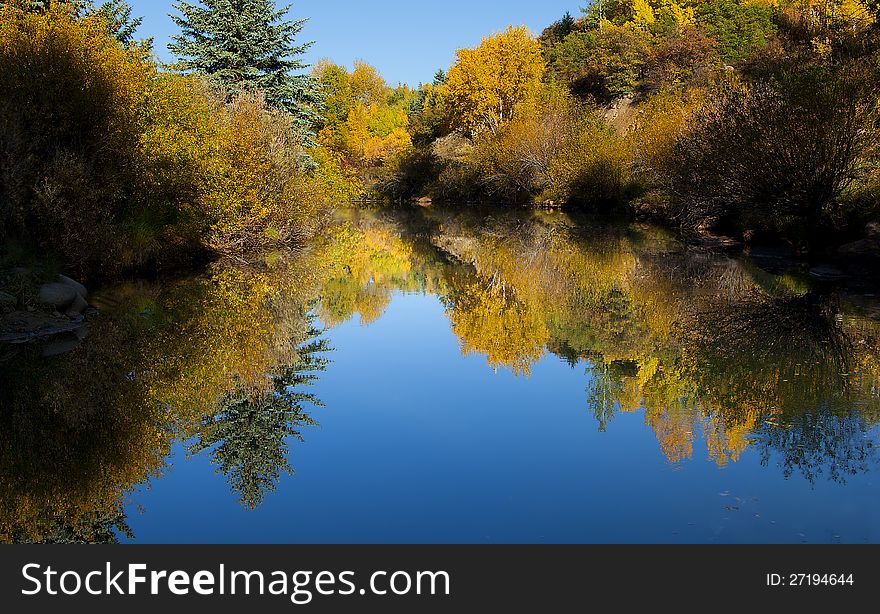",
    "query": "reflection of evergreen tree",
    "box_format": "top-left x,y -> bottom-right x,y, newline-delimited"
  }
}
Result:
190,320 -> 330,509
